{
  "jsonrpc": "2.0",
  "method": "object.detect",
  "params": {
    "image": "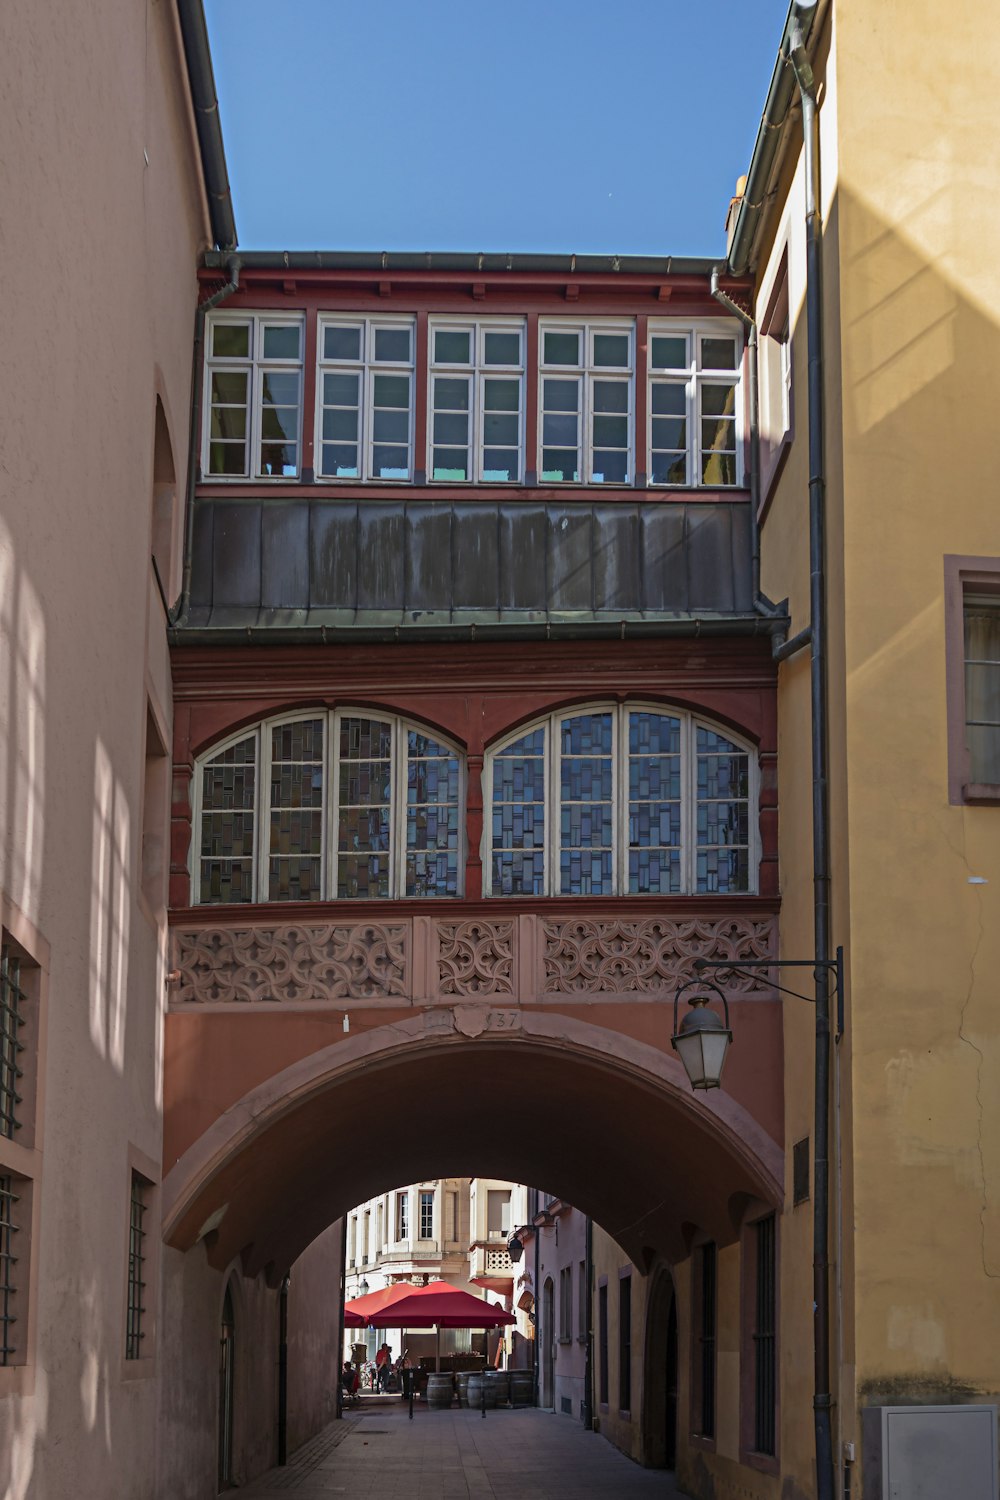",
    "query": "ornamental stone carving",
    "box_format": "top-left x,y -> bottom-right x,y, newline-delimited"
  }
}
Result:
173,922 -> 408,1004
541,916 -> 775,995
437,920 -> 515,996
